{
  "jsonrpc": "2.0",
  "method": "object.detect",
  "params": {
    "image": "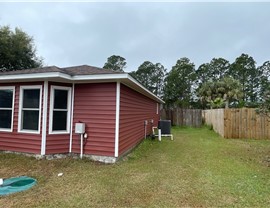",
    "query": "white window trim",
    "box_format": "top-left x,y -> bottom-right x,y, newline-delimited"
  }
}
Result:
18,85 -> 42,134
0,86 -> 15,132
49,85 -> 71,135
